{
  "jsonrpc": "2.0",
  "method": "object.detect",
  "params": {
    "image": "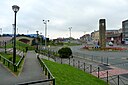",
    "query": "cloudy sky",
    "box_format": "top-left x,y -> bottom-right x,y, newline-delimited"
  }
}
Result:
0,0 -> 128,39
